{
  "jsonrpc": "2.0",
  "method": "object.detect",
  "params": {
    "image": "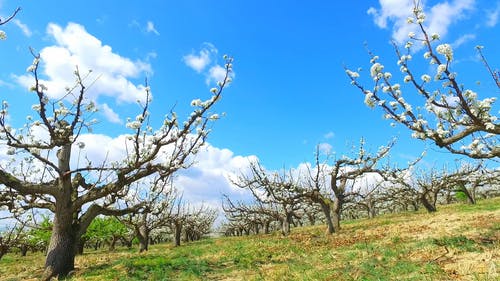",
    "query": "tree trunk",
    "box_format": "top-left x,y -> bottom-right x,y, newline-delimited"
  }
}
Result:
281,212 -> 293,236
420,193 -> 437,212
43,144 -> 79,280
320,202 -> 335,234
332,198 -> 342,232
264,221 -> 270,234
43,214 -> 78,280
109,236 -> 118,251
76,238 -> 85,255
19,245 -> 28,256
0,245 -> 7,261
173,222 -> 182,247
457,184 -> 476,204
136,226 -> 149,253
253,223 -> 260,234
